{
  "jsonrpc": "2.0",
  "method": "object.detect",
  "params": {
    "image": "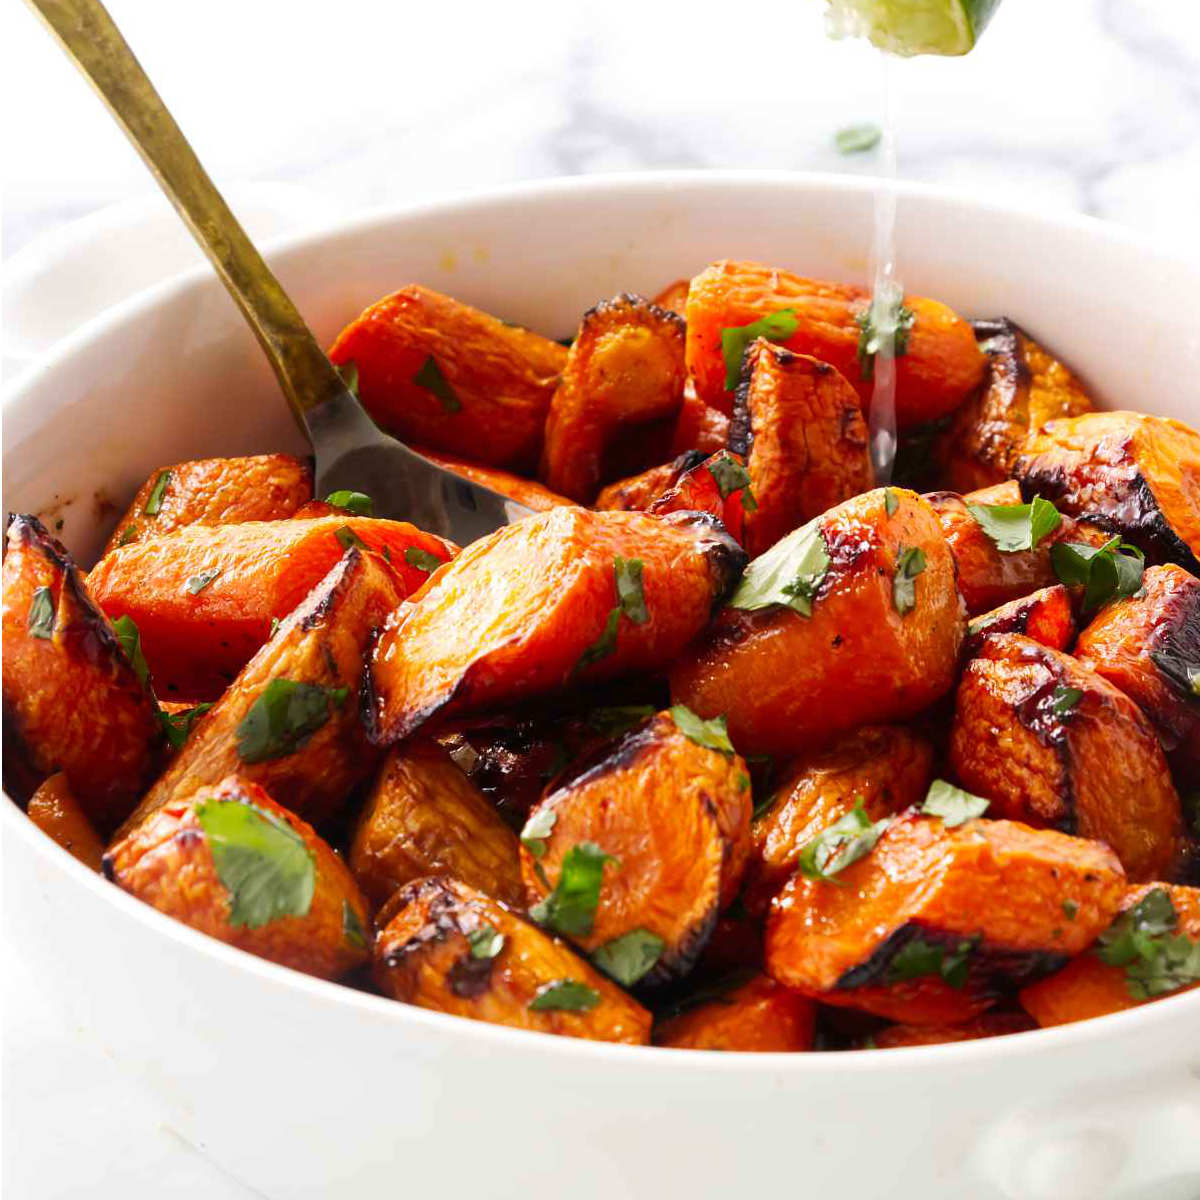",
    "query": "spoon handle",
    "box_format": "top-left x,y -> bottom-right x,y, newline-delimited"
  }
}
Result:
26,0 -> 343,435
